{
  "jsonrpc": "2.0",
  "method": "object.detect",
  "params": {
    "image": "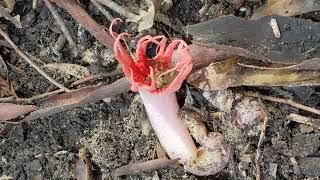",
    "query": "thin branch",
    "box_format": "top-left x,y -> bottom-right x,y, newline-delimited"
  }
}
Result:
0,28 -> 70,92
243,91 -> 320,115
288,113 -> 320,129
91,0 -> 114,21
18,78 -> 130,123
43,0 -> 77,50
70,69 -> 123,87
32,0 -> 43,10
255,116 -> 268,180
95,0 -> 139,21
255,99 -> 268,180
51,0 -> 114,49
0,89 -> 64,103
305,43 -> 320,55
